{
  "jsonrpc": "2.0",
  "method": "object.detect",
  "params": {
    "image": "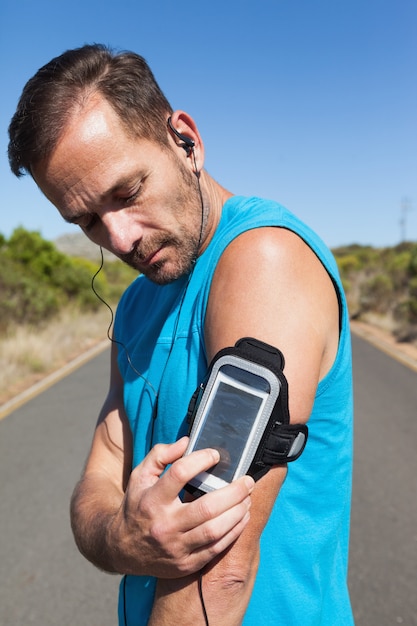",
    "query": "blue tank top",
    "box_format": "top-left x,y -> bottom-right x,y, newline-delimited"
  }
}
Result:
114,196 -> 354,625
